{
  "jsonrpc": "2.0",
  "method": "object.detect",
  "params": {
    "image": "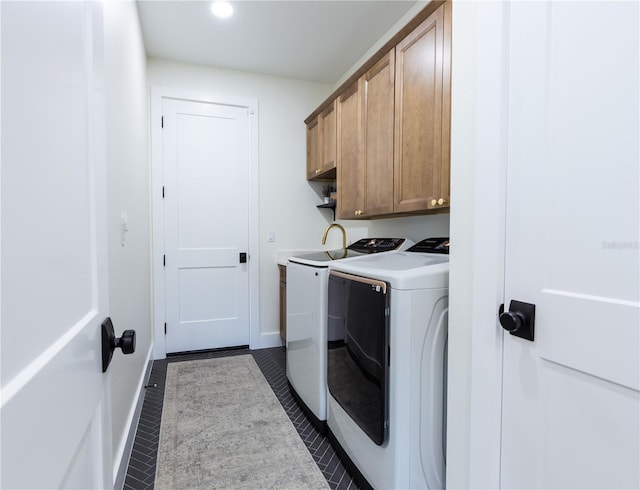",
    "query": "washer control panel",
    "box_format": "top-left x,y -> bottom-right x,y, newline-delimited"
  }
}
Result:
348,238 -> 408,253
